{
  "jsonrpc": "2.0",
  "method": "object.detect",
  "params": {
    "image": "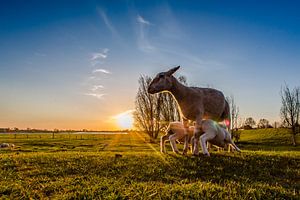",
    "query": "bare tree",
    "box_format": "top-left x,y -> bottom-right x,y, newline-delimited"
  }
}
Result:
257,118 -> 270,129
226,95 -> 240,141
159,93 -> 181,129
226,95 -> 239,131
273,121 -> 280,129
244,117 -> 256,129
134,75 -> 163,142
280,84 -> 300,146
133,75 -> 186,141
